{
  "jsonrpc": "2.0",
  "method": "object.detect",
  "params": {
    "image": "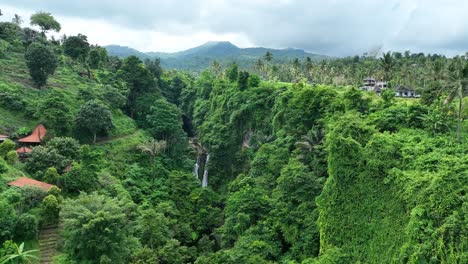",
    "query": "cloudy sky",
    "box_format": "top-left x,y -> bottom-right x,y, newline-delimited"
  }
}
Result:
1,0 -> 467,56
